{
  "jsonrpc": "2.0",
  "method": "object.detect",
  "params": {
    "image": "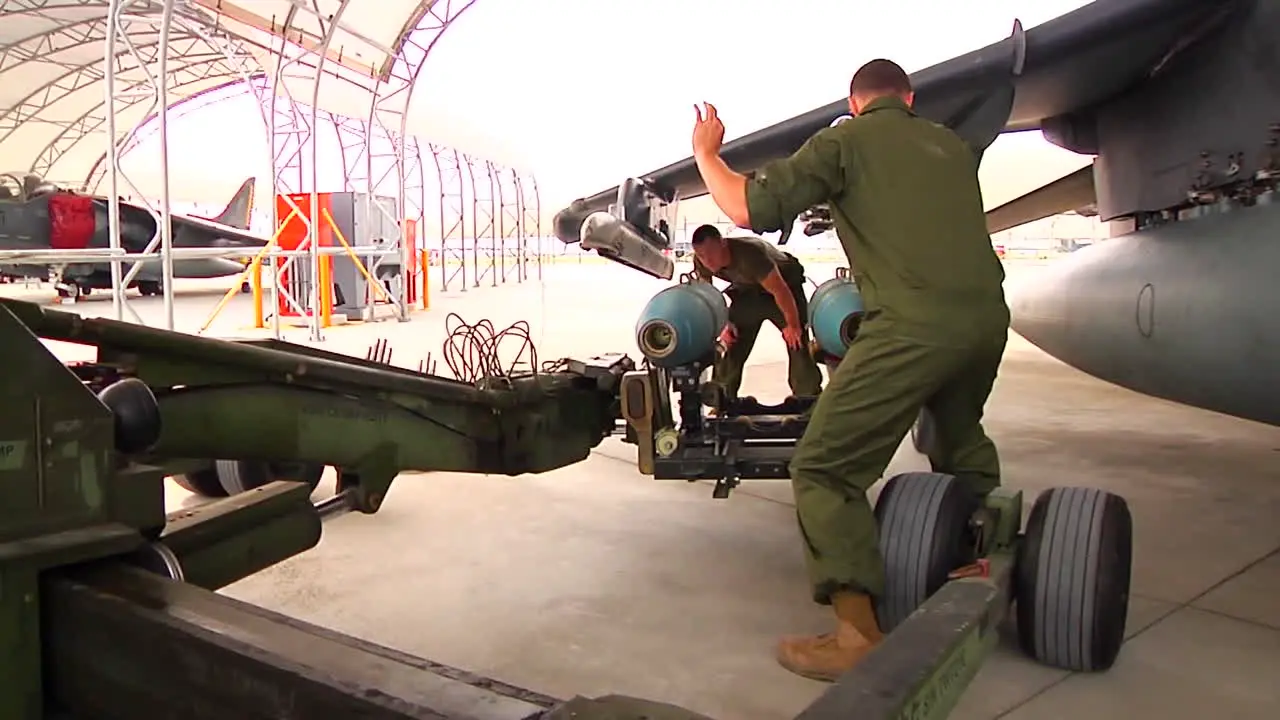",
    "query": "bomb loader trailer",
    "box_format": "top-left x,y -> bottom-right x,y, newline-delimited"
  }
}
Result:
621,273 -> 1135,711
2,287 -> 1129,720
